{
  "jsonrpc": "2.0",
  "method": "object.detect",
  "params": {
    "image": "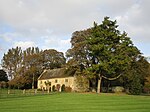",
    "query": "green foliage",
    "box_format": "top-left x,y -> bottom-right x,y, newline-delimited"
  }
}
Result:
129,75 -> 142,95
121,57 -> 150,94
2,47 -> 22,79
66,17 -> 148,94
0,69 -> 8,82
75,75 -> 89,92
0,81 -> 8,88
2,47 -> 66,89
66,30 -> 92,74
87,17 -> 139,79
143,63 -> 150,93
42,49 -> 66,69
